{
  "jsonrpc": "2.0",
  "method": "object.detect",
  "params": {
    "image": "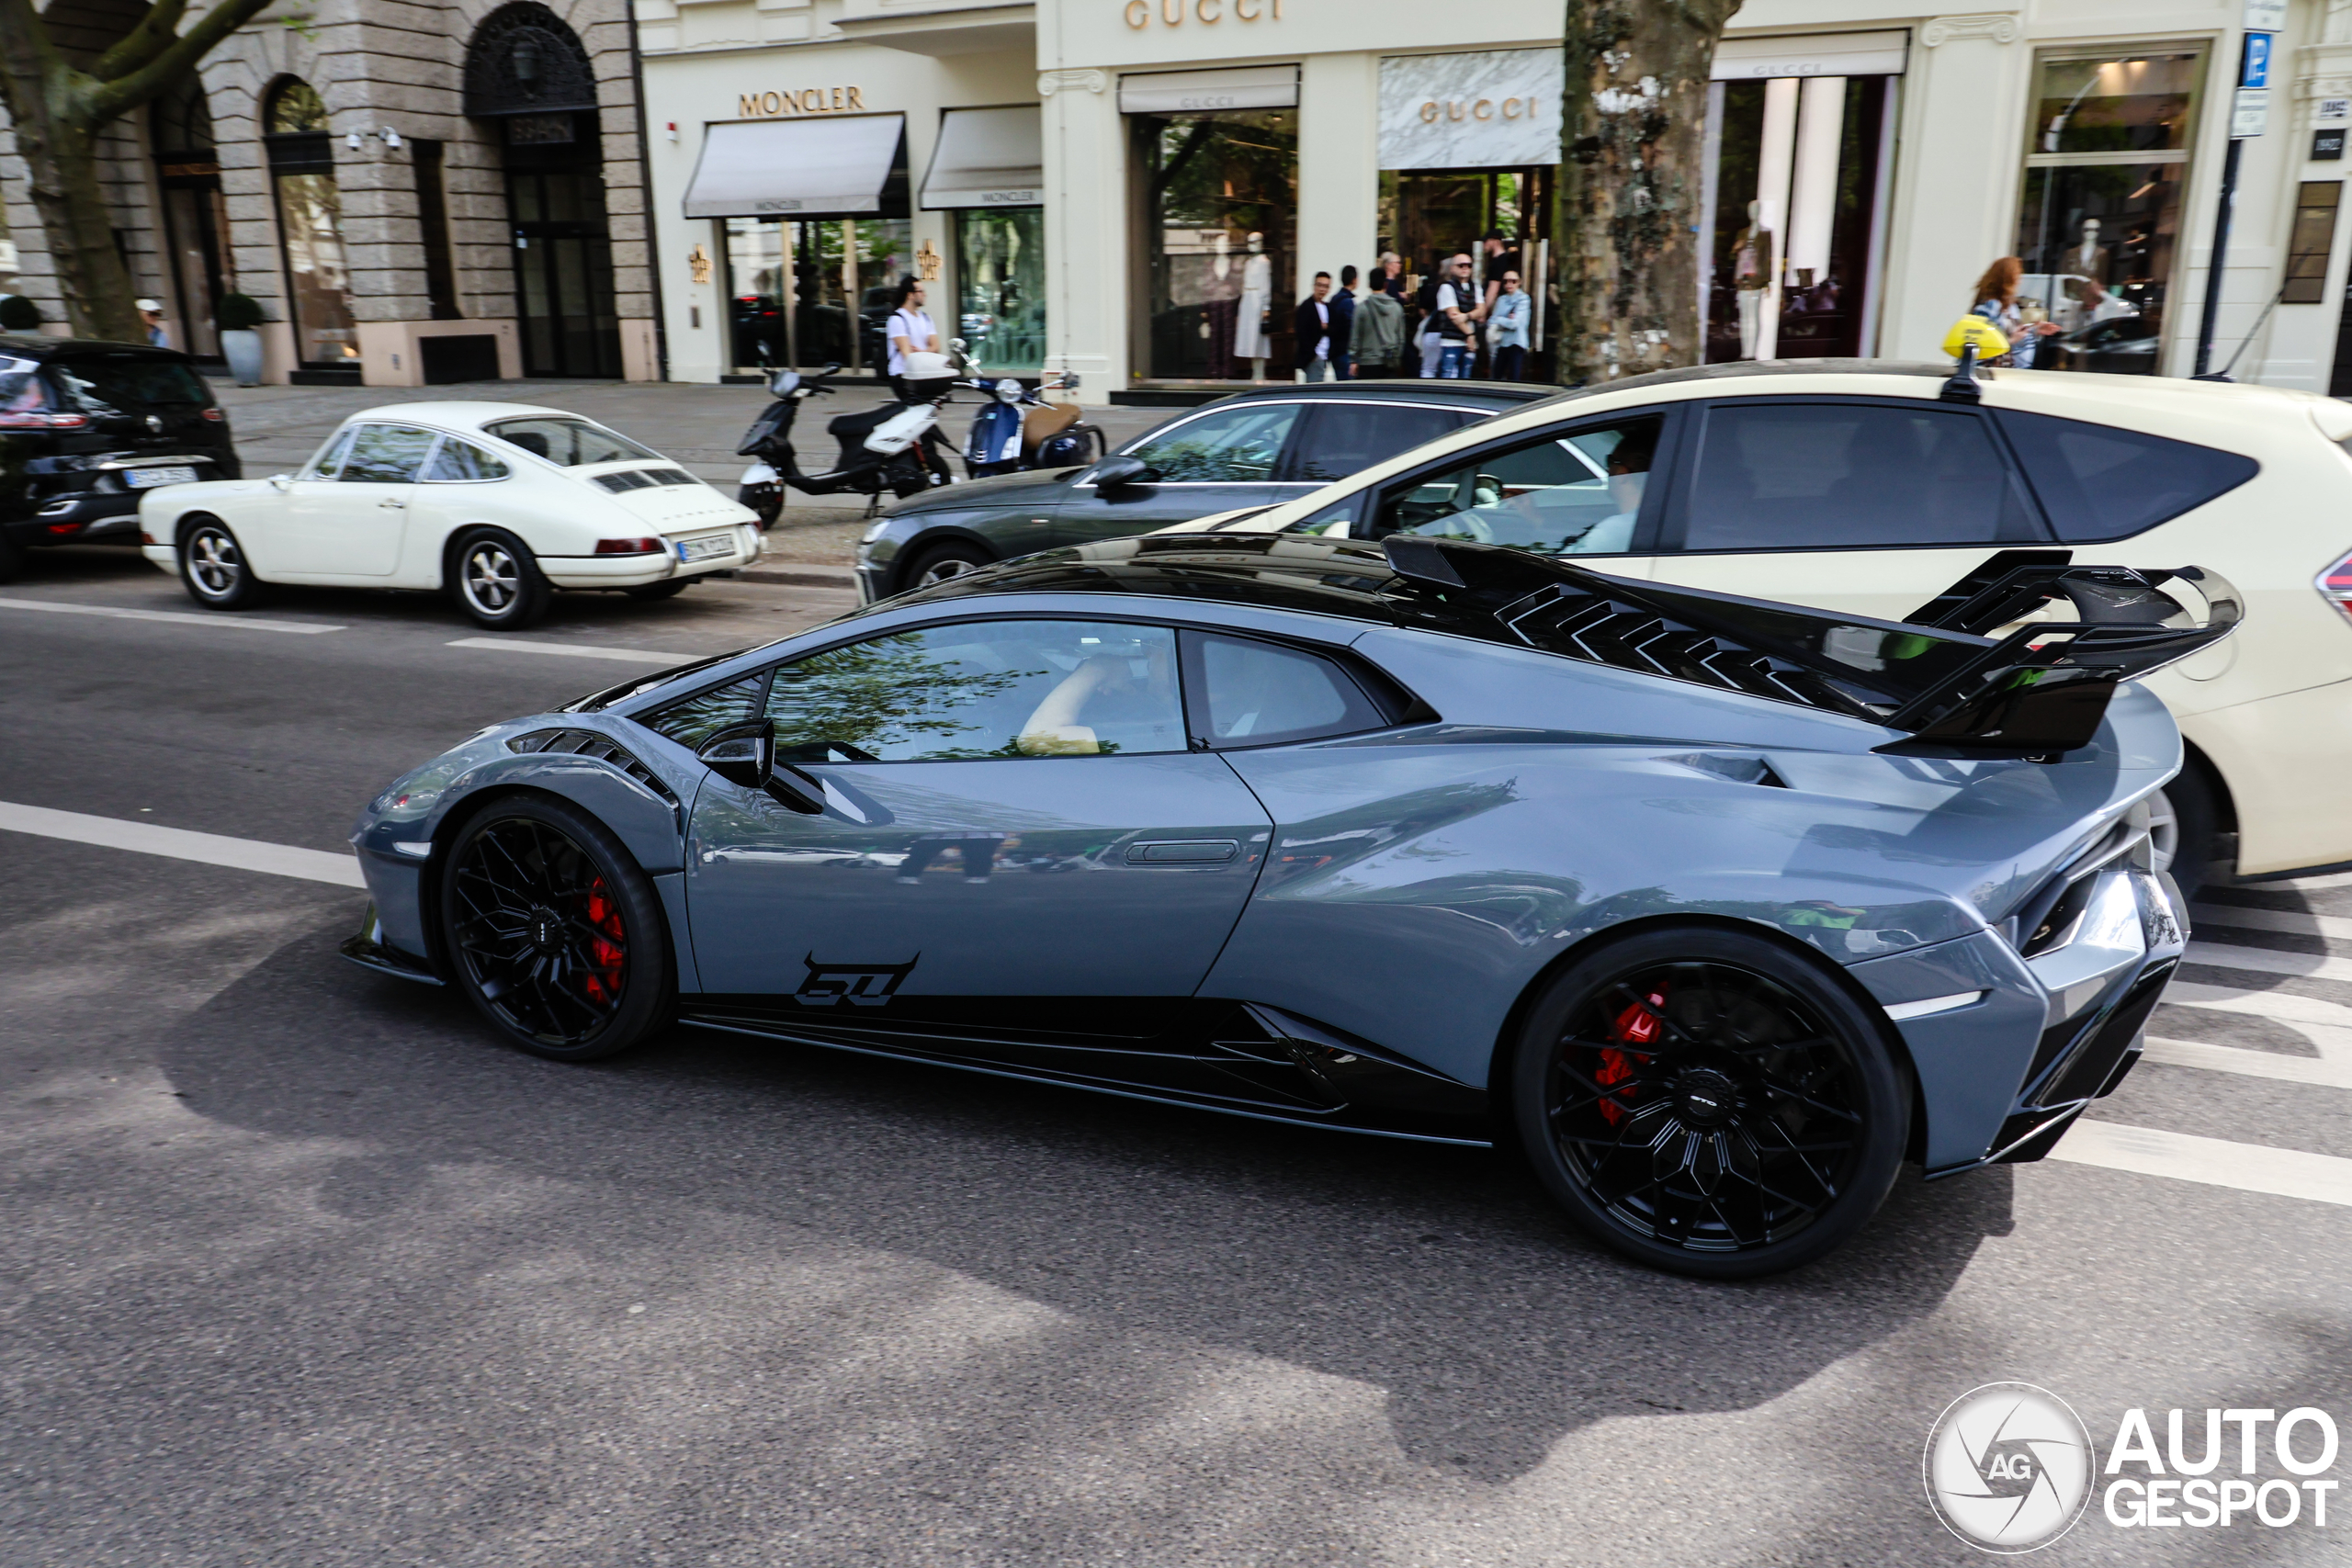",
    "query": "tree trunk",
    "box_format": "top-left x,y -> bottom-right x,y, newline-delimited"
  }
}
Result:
1554,0 -> 1739,385
0,70 -> 146,343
